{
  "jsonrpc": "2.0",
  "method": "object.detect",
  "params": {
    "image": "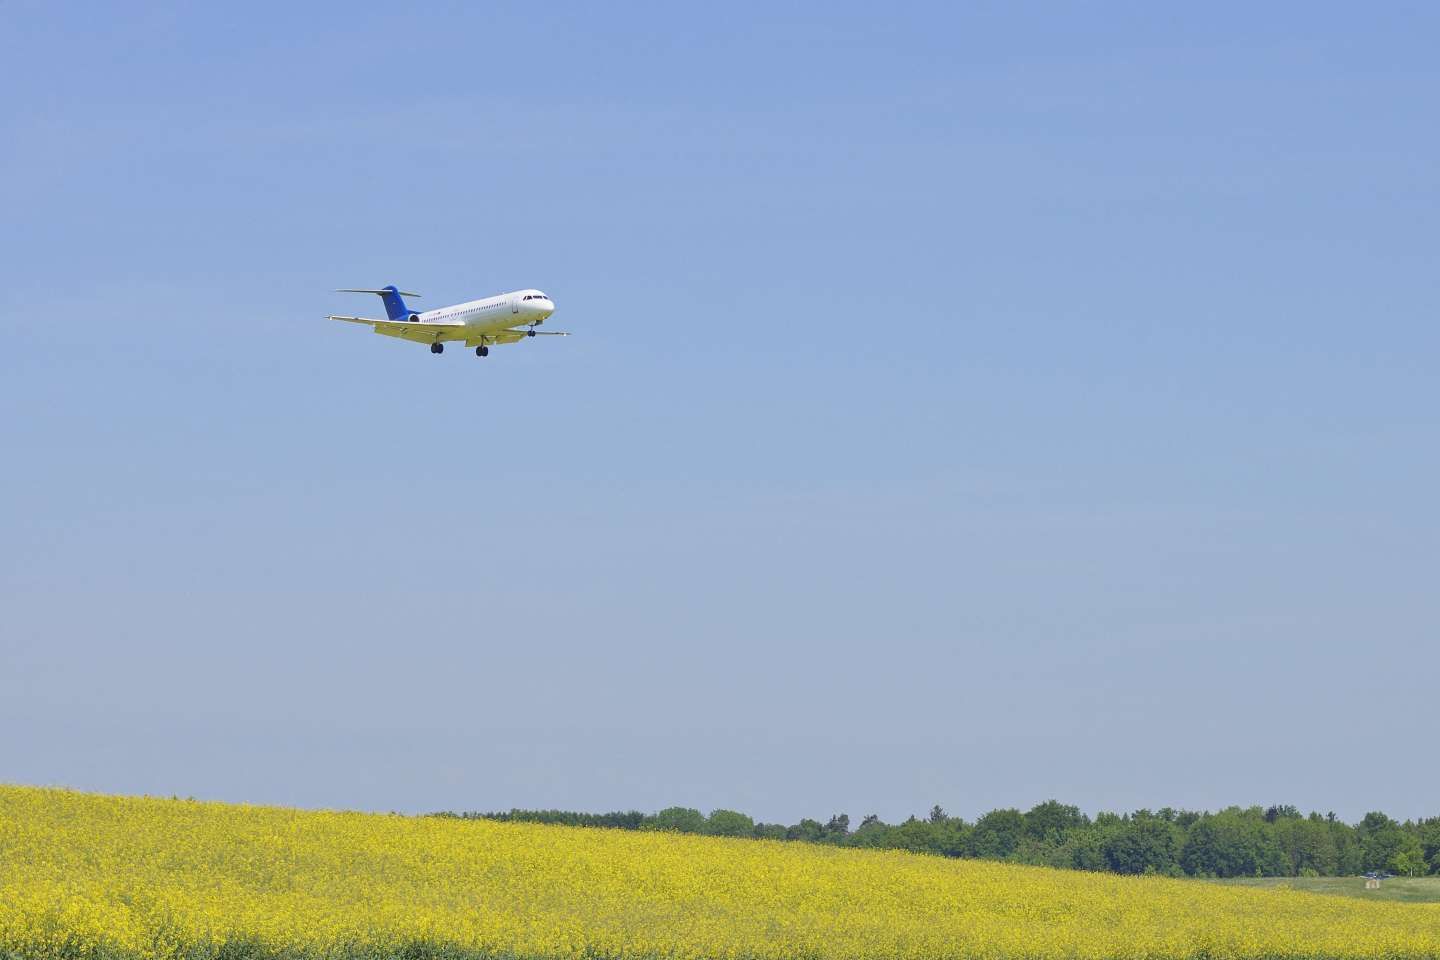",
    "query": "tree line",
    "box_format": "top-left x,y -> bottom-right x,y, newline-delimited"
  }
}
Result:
435,801 -> 1440,878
